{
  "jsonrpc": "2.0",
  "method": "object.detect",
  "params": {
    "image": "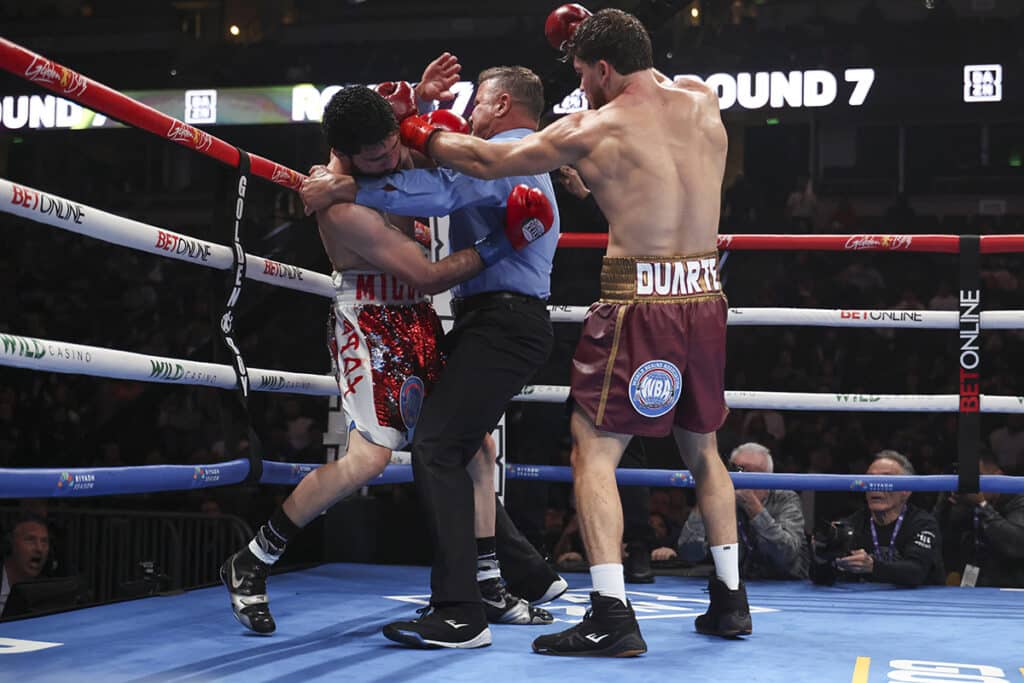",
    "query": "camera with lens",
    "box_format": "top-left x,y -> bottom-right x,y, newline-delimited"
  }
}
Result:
813,520 -> 855,561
